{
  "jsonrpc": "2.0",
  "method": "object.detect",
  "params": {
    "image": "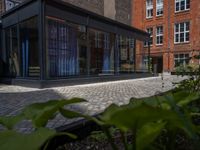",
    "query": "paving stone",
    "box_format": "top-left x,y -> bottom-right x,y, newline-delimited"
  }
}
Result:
0,75 -> 185,132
